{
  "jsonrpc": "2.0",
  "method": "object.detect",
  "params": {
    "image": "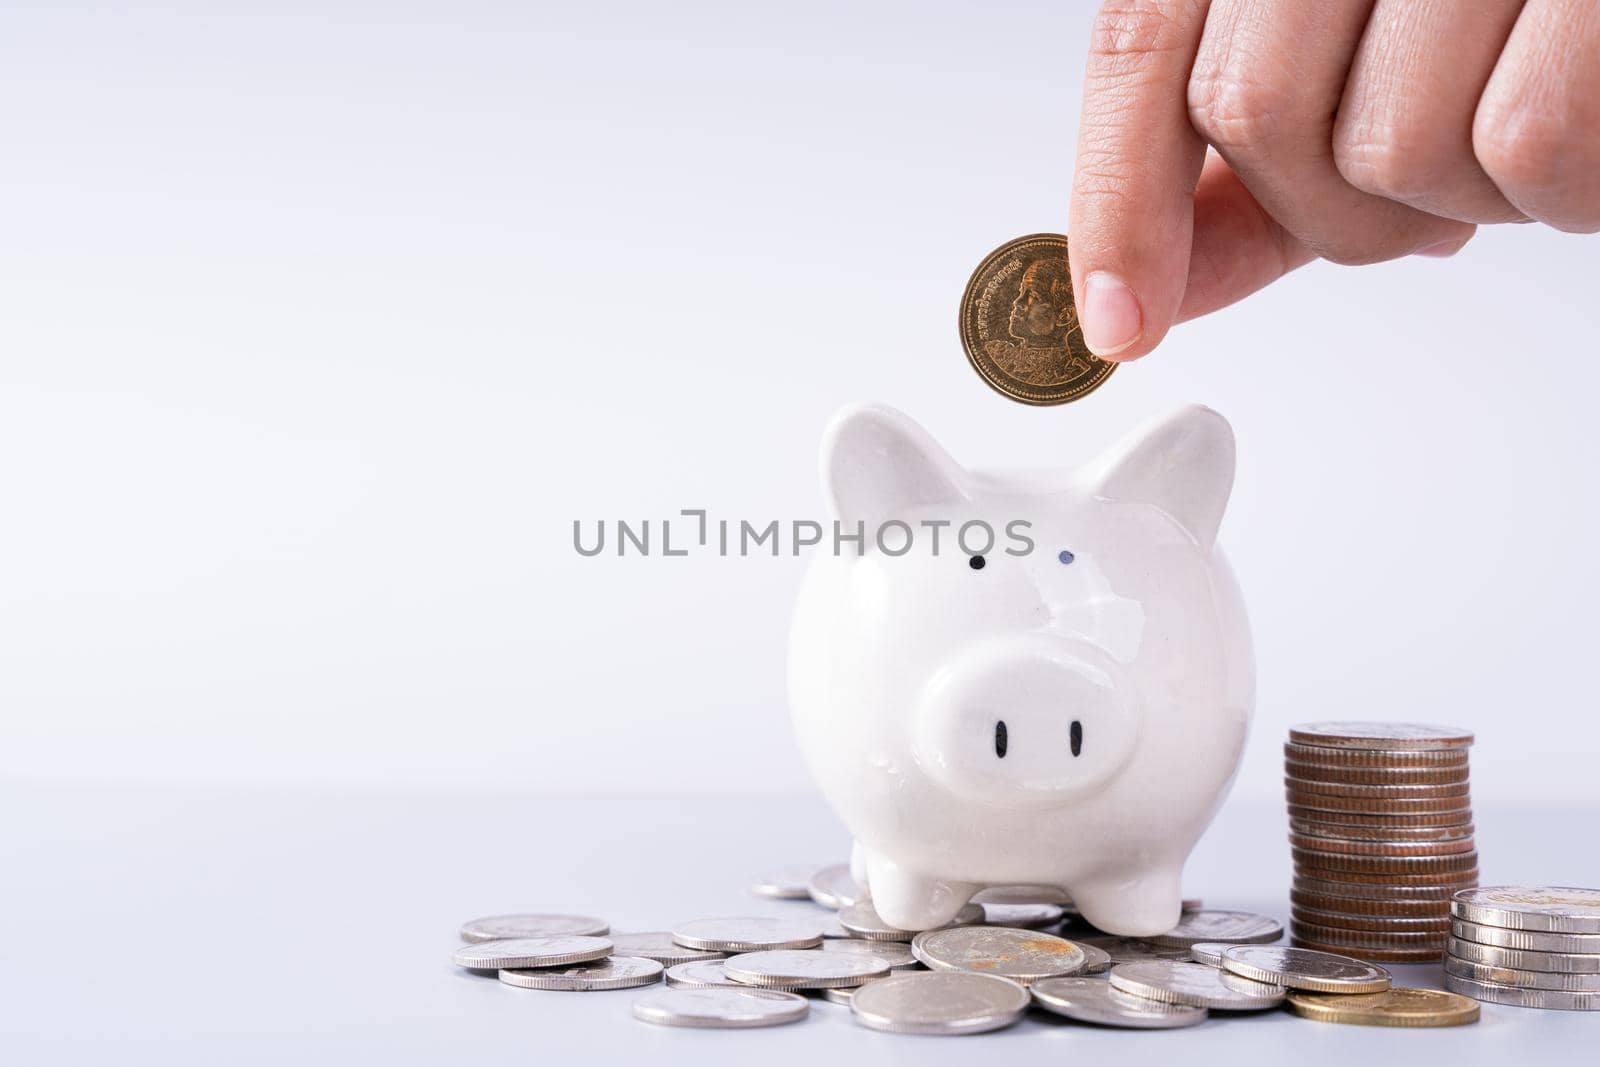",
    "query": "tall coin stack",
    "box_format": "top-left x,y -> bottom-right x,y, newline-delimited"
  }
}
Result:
1285,721 -> 1477,963
1444,886 -> 1600,1010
